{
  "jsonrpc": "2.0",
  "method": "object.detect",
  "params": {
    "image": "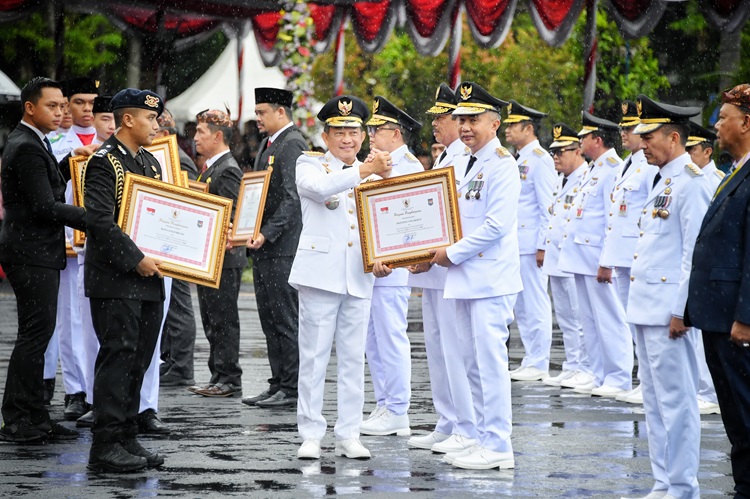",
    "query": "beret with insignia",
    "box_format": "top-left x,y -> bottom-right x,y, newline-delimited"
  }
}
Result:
550,123 -> 581,149
255,87 -> 294,108
633,95 -> 700,135
686,121 -> 717,148
426,83 -> 458,115
366,96 -> 422,132
111,88 -> 164,117
619,100 -> 640,128
317,95 -> 368,127
453,82 -> 508,116
578,111 -> 619,136
504,100 -> 547,124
